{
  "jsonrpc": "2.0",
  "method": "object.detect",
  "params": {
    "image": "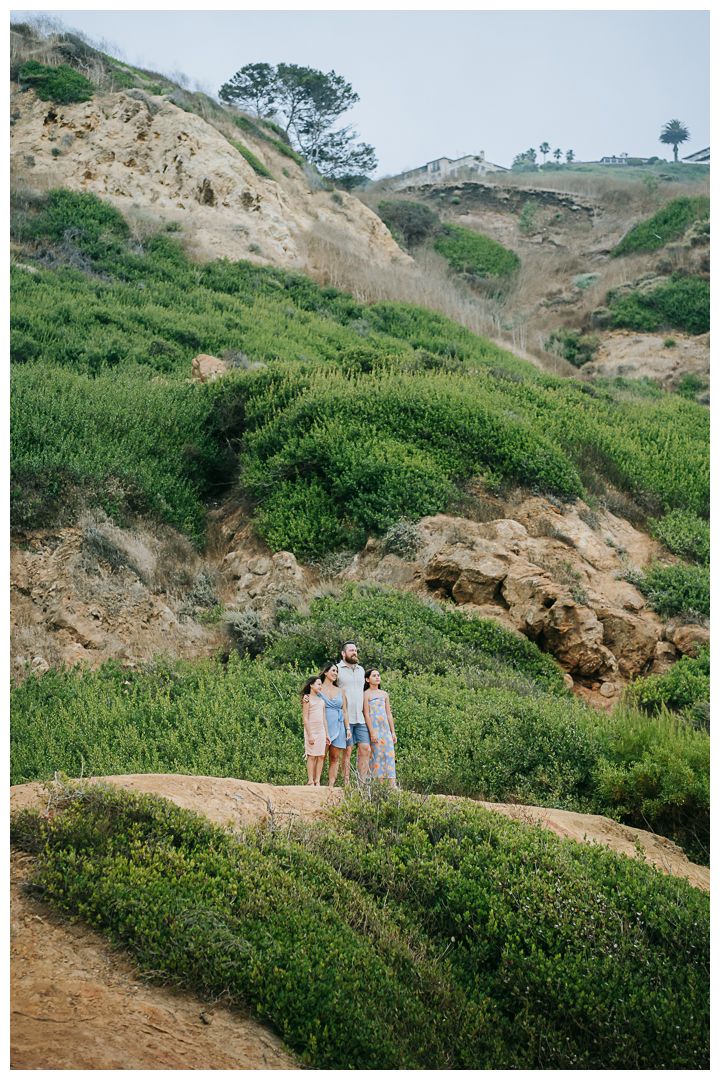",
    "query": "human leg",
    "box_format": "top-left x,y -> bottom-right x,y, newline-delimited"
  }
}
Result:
341,744 -> 353,783
313,754 -> 326,785
356,742 -> 371,781
328,746 -> 342,788
306,756 -> 315,785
